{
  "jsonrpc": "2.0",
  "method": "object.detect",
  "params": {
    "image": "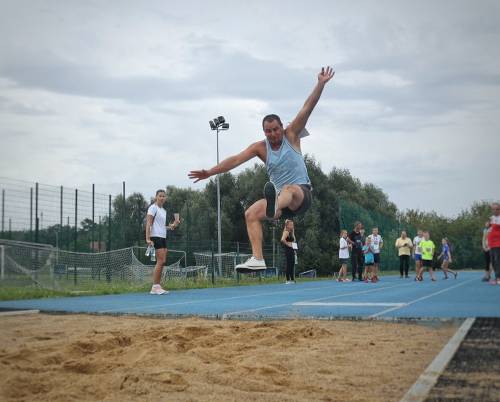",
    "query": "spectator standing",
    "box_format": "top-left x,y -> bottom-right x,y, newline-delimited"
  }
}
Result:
482,221 -> 492,282
395,231 -> 413,278
487,203 -> 500,285
337,230 -> 350,282
348,222 -> 364,281
413,229 -> 424,280
367,227 -> 383,283
281,219 -> 297,284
